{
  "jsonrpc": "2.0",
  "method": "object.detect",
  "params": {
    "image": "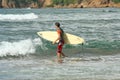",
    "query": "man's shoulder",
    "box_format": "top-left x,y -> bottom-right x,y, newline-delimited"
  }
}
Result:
57,29 -> 62,34
57,29 -> 61,32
